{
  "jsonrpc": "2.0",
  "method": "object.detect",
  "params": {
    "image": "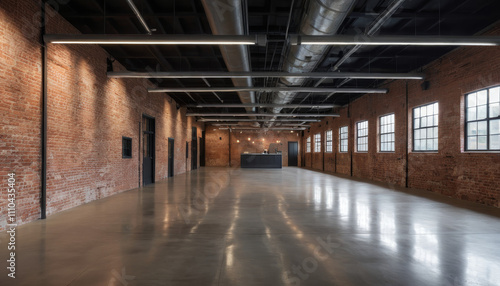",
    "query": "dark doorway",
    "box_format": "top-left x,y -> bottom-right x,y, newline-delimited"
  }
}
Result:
168,138 -> 174,178
191,127 -> 198,170
200,131 -> 205,167
288,141 -> 298,167
142,115 -> 155,185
